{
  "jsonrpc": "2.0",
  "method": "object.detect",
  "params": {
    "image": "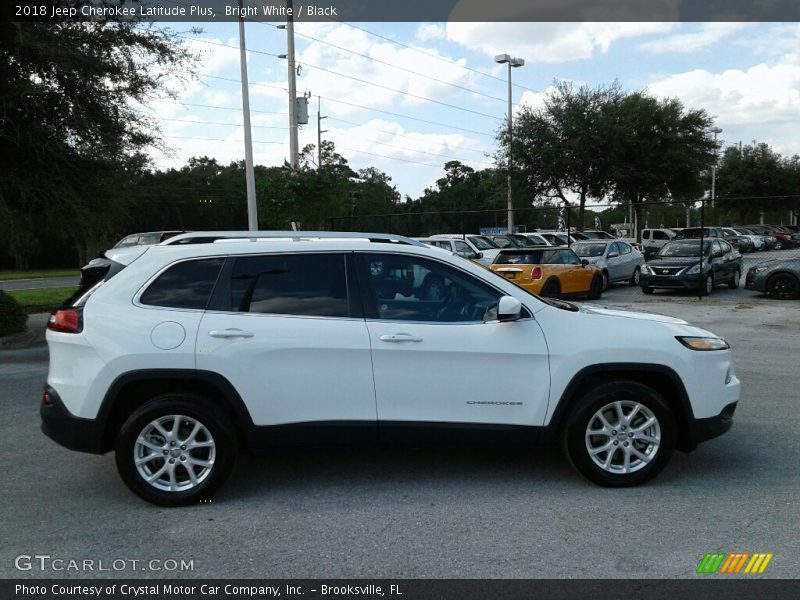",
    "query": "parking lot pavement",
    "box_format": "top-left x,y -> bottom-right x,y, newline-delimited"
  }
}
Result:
1,294 -> 798,579
0,277 -> 79,291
